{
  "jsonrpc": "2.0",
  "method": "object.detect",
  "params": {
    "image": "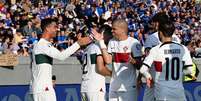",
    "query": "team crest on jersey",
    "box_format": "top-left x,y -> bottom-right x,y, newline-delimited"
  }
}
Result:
123,46 -> 128,52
